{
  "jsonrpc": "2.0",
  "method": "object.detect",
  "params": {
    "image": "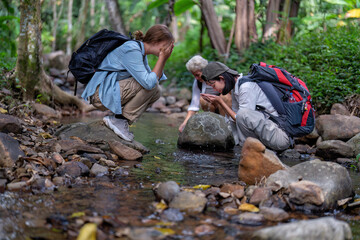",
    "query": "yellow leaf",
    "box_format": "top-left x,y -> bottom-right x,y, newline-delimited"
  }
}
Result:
337,20 -> 346,27
70,212 -> 85,218
0,108 -> 7,114
193,184 -> 211,190
238,203 -> 259,212
39,132 -> 52,139
155,200 -> 167,211
154,156 -> 161,159
77,223 -> 97,240
154,227 -> 175,235
346,8 -> 360,18
156,221 -> 174,227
